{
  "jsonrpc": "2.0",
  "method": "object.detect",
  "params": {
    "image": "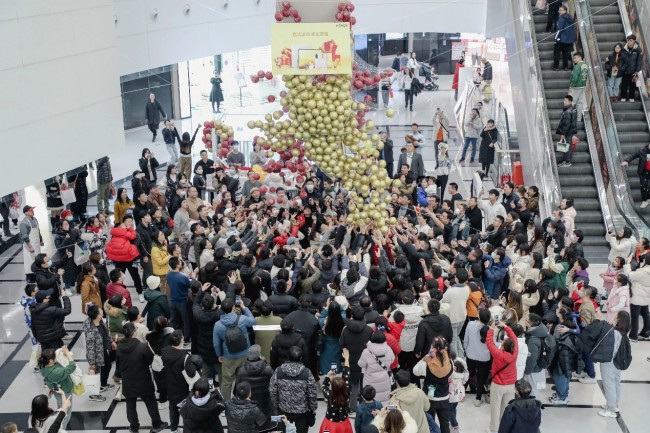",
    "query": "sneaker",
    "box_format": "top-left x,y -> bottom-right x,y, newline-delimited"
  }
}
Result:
548,396 -> 569,405
598,409 -> 618,418
89,394 -> 106,402
100,384 -> 116,393
482,394 -> 490,404
33,367 -> 40,373
563,161 -> 572,167
629,99 -> 635,103
579,377 -> 597,384
139,294 -> 145,303
638,334 -> 650,341
553,67 -> 560,71
572,372 -> 587,379
348,410 -> 356,418
600,405 -> 620,413
151,422 -> 169,433
171,430 -> 180,433
470,159 -> 475,164
620,99 -> 627,102
451,427 -> 461,433
474,399 -> 482,407
158,401 -> 168,410
183,342 -> 192,350
641,201 -> 650,209
630,337 -> 638,342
